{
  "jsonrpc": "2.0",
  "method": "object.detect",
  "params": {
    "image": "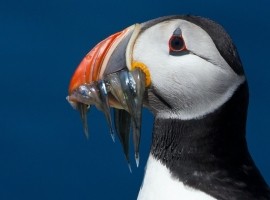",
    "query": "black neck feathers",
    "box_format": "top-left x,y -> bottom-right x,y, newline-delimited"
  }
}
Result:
151,82 -> 270,199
